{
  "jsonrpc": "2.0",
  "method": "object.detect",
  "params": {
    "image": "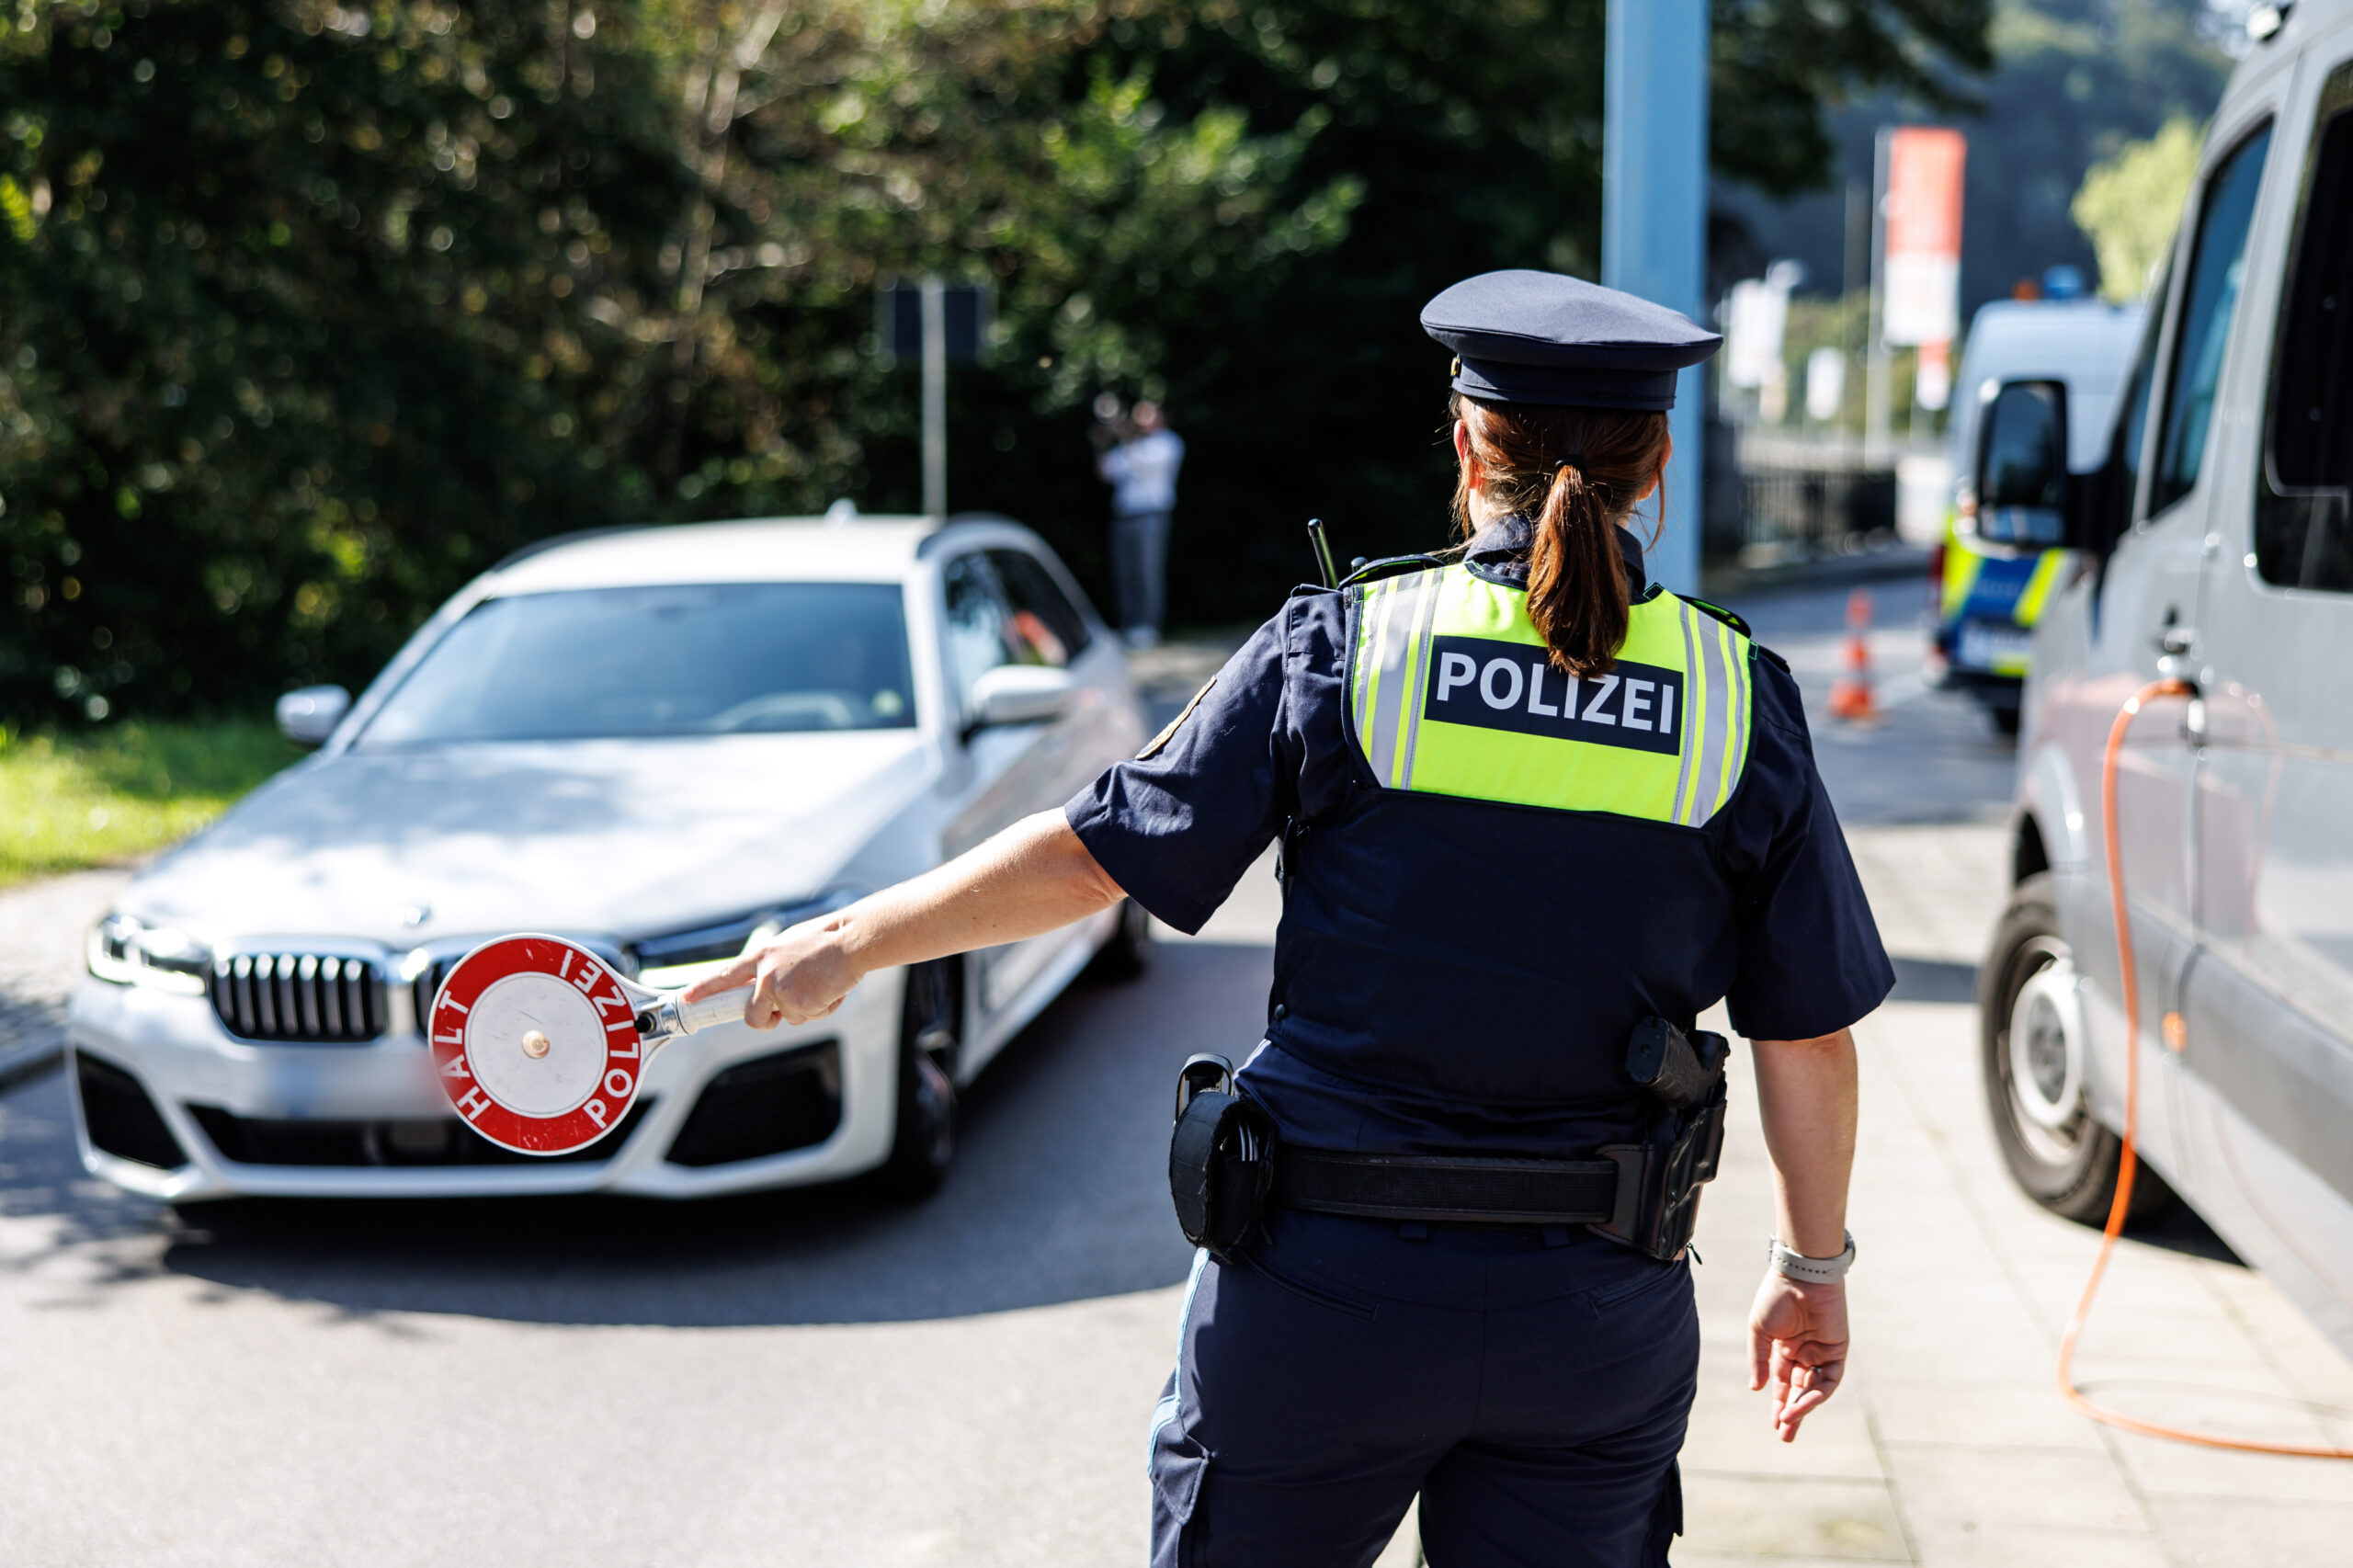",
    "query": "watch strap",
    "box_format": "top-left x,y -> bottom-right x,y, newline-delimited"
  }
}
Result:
1767,1231 -> 1855,1284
